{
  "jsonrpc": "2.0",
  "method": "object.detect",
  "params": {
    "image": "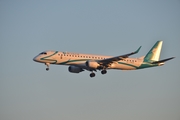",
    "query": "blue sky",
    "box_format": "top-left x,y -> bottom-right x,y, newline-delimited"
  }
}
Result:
0,0 -> 180,120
